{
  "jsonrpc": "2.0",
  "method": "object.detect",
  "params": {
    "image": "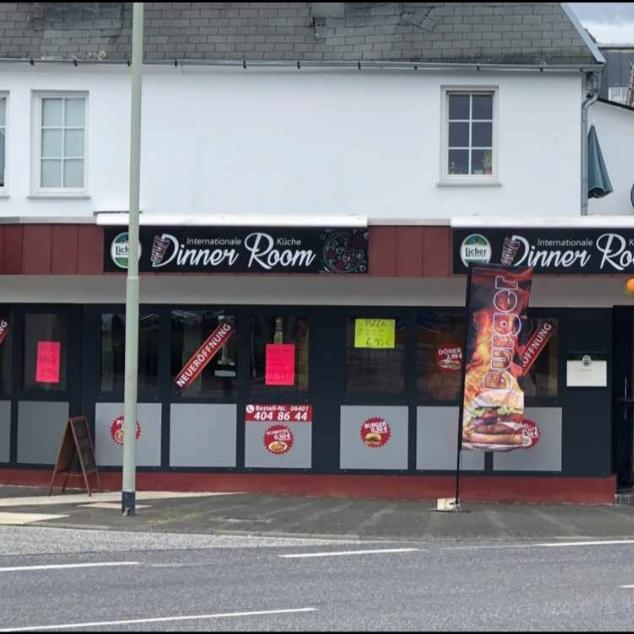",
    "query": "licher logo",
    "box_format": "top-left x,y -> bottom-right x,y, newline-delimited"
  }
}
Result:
110,232 -> 142,269
460,234 -> 492,267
